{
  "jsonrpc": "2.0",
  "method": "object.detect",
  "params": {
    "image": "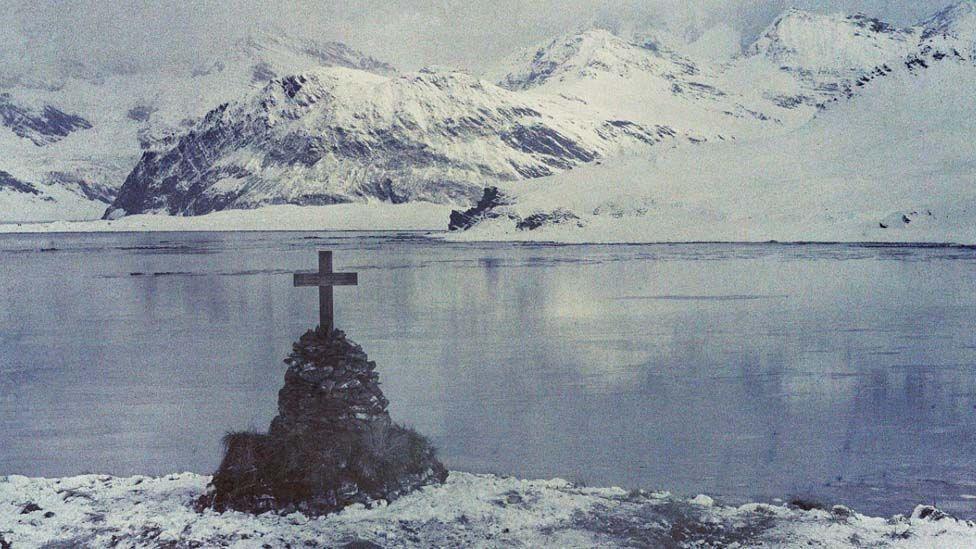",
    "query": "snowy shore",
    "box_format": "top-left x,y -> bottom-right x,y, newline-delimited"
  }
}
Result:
0,202 -> 451,234
2,471 -> 974,548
